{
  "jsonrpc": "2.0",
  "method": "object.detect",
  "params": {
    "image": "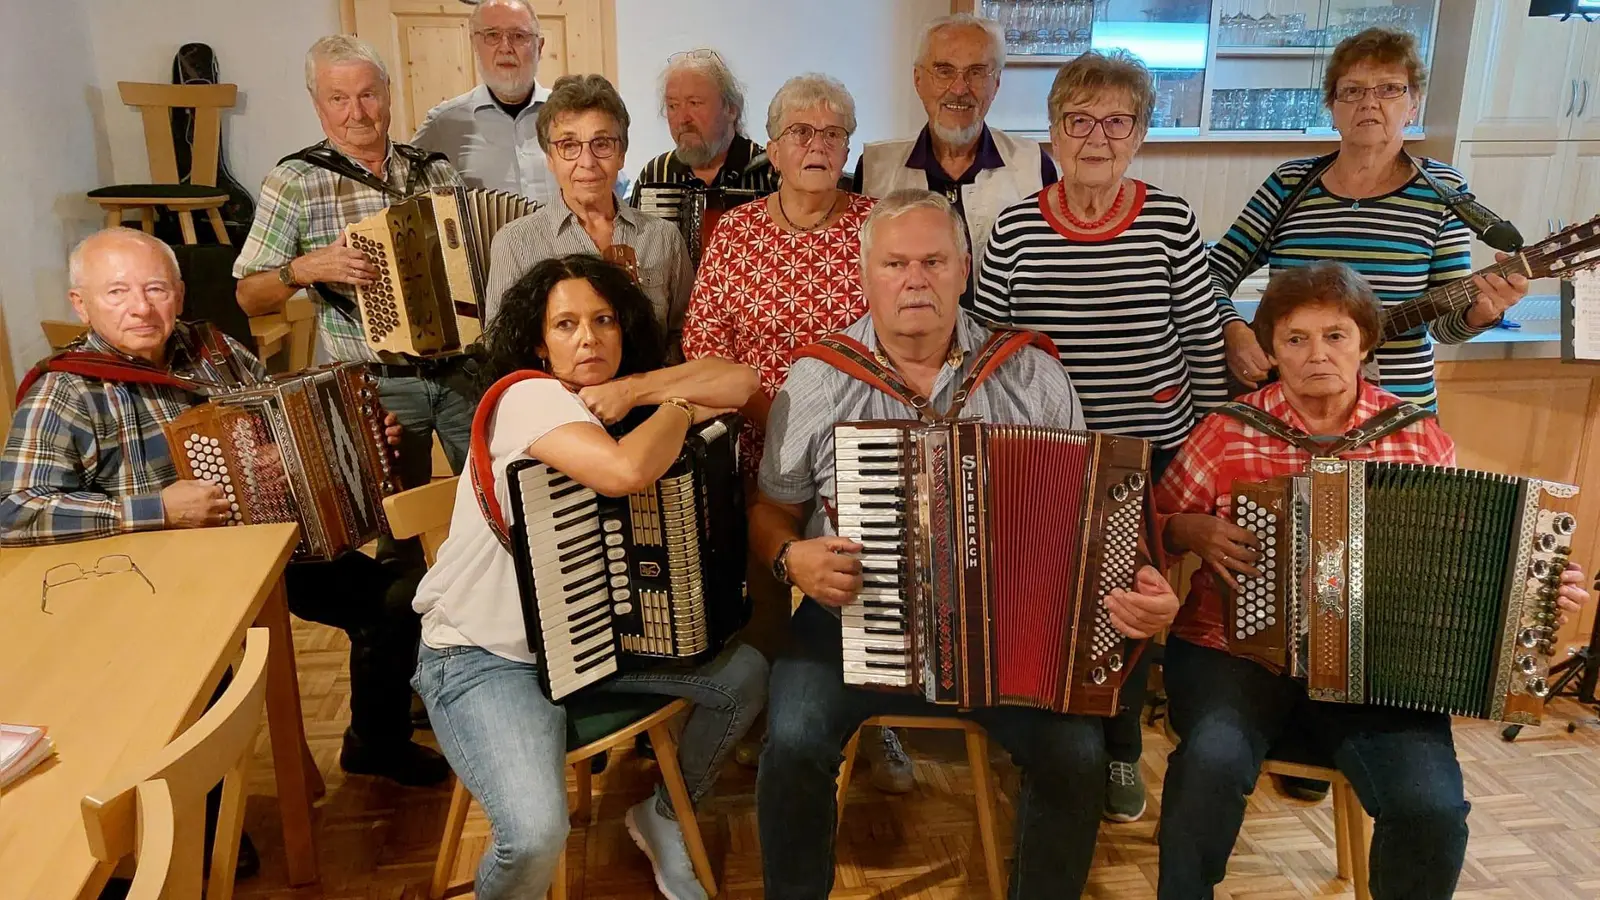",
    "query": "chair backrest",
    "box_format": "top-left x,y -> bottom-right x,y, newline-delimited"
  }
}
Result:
125,780 -> 177,900
80,626 -> 270,897
117,82 -> 238,187
41,320 -> 90,351
383,476 -> 460,566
